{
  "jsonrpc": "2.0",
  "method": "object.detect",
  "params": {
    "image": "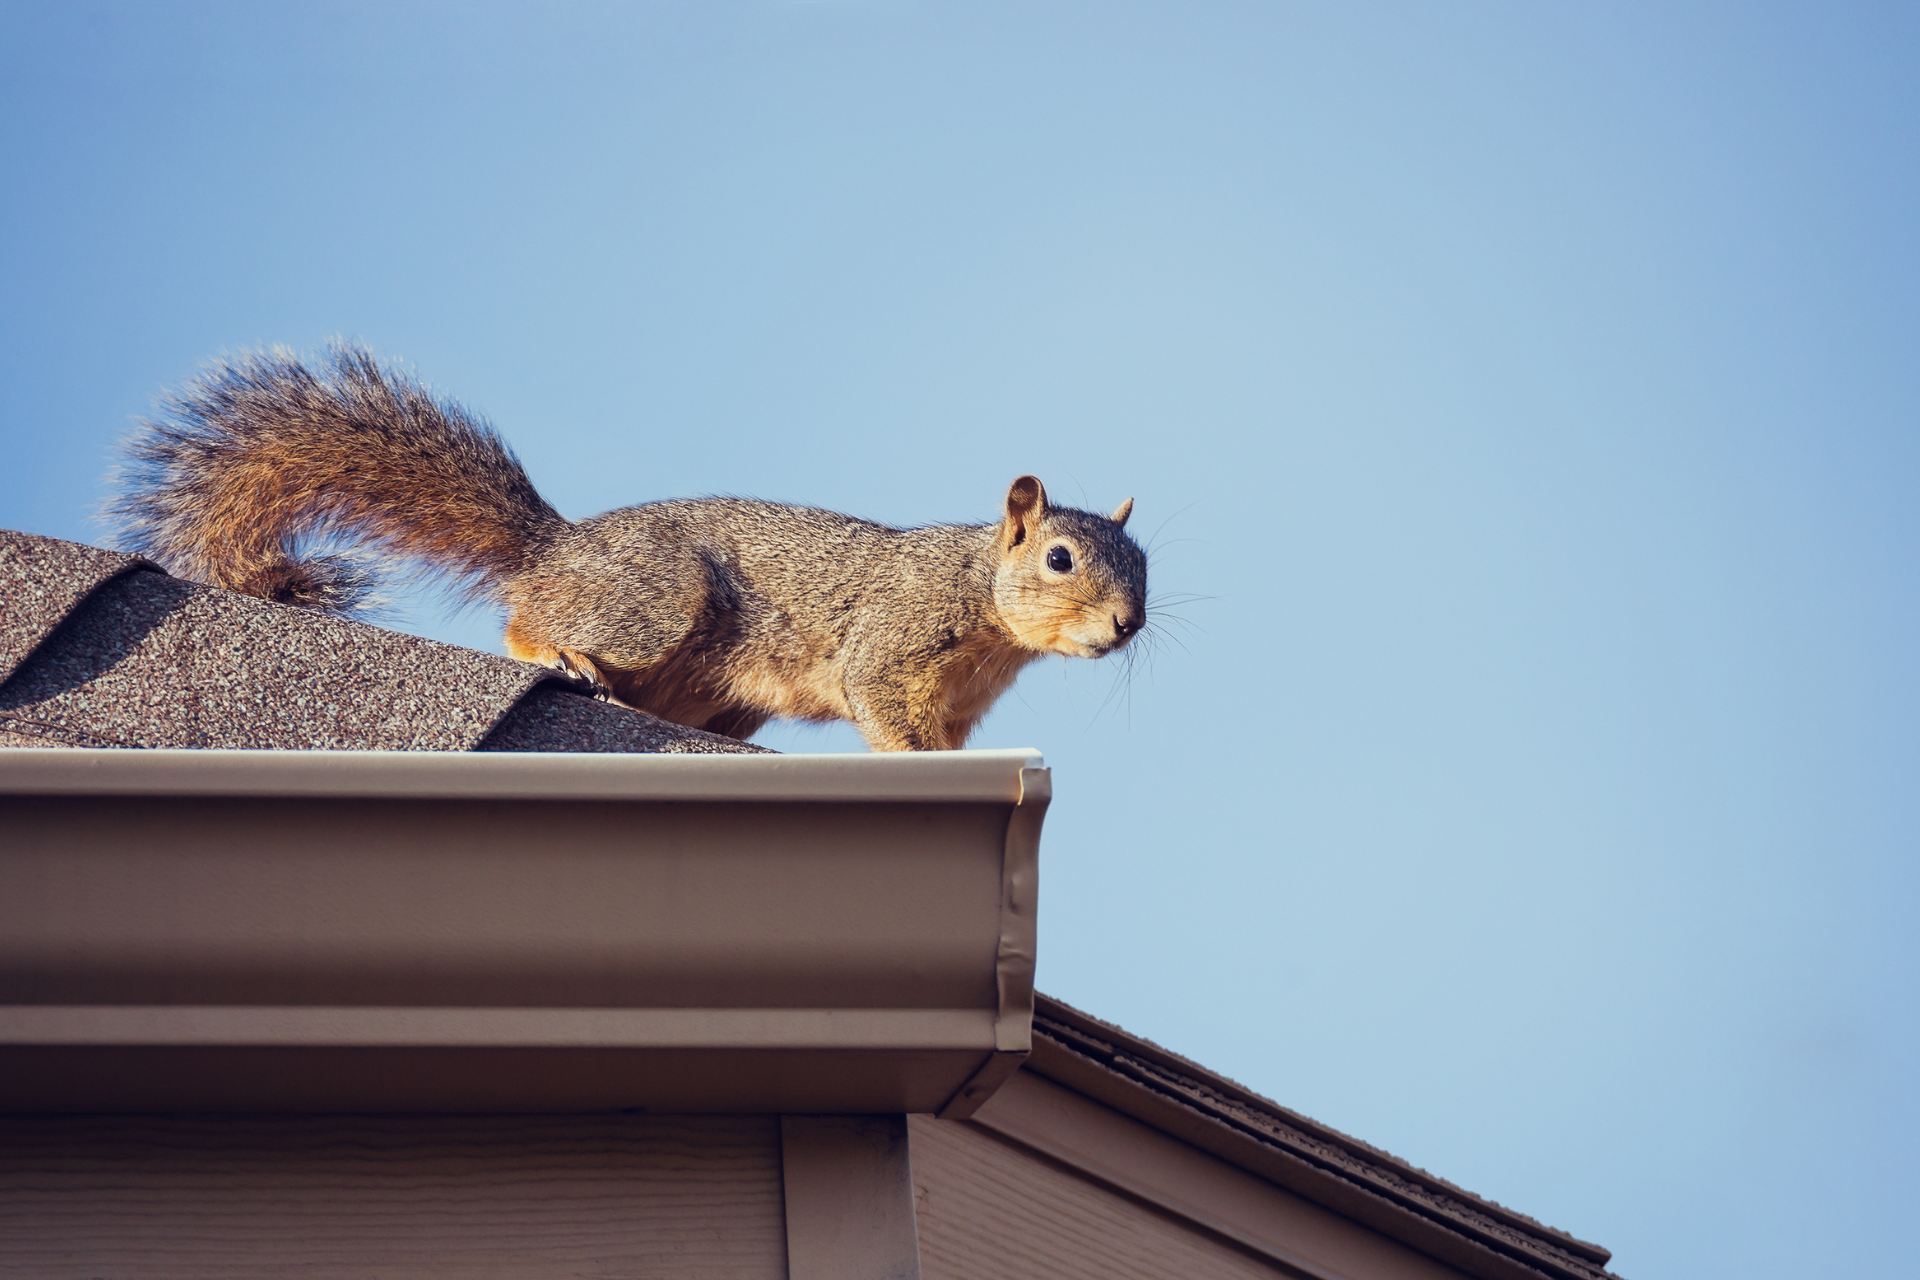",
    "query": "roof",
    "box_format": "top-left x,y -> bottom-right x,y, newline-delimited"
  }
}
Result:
1,526 -> 1616,1278
0,529 -> 758,753
1025,995 -> 1619,1280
